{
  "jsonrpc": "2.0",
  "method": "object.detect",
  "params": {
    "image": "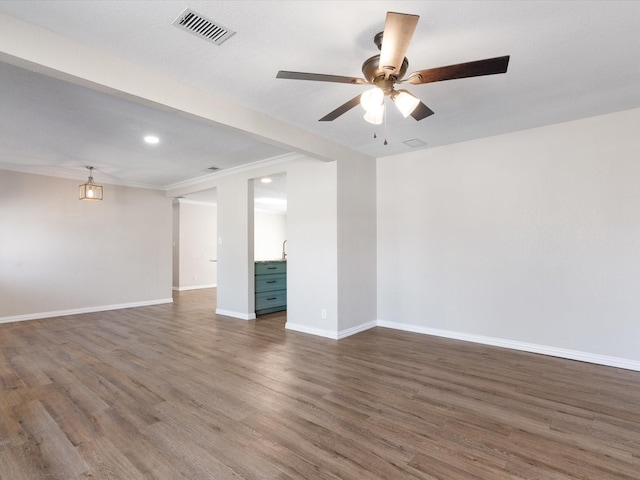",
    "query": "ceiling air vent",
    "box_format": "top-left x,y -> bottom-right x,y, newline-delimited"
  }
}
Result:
172,8 -> 236,46
403,138 -> 427,148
